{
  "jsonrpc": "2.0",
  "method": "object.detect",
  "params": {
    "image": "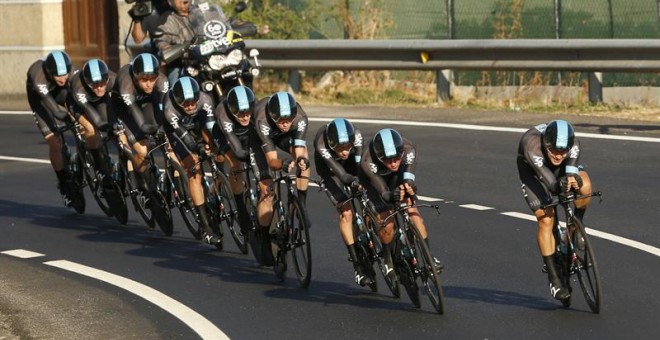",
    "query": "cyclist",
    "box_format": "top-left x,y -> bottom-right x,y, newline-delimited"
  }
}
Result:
164,76 -> 223,246
359,128 -> 441,282
212,85 -> 256,233
112,53 -> 169,203
313,118 -> 373,287
251,91 -> 310,266
67,58 -> 117,190
516,119 -> 593,301
26,50 -> 78,207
